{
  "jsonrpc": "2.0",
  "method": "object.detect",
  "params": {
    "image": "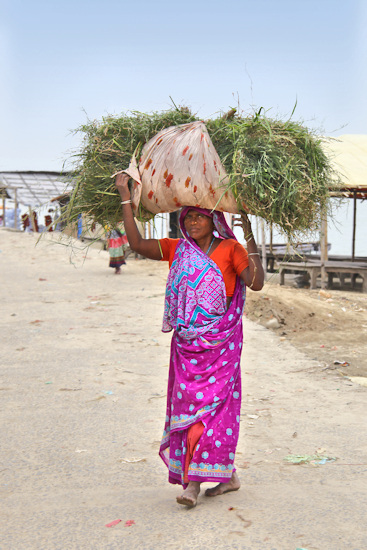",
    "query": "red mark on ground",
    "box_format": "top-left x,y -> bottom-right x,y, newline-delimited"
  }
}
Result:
185,177 -> 191,188
105,519 -> 122,528
182,146 -> 189,156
